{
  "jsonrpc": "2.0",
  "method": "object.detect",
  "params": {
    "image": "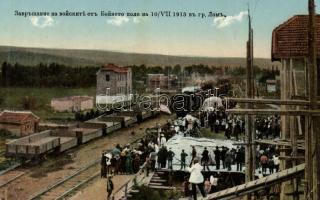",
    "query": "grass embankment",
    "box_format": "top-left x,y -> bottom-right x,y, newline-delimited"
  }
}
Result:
0,87 -> 96,121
